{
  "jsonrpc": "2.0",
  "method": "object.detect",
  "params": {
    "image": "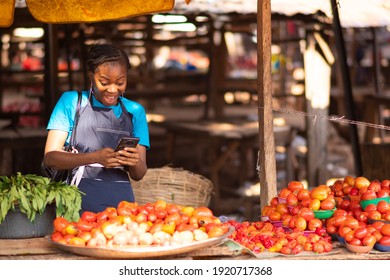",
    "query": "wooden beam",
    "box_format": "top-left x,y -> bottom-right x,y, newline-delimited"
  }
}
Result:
257,0 -> 277,209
